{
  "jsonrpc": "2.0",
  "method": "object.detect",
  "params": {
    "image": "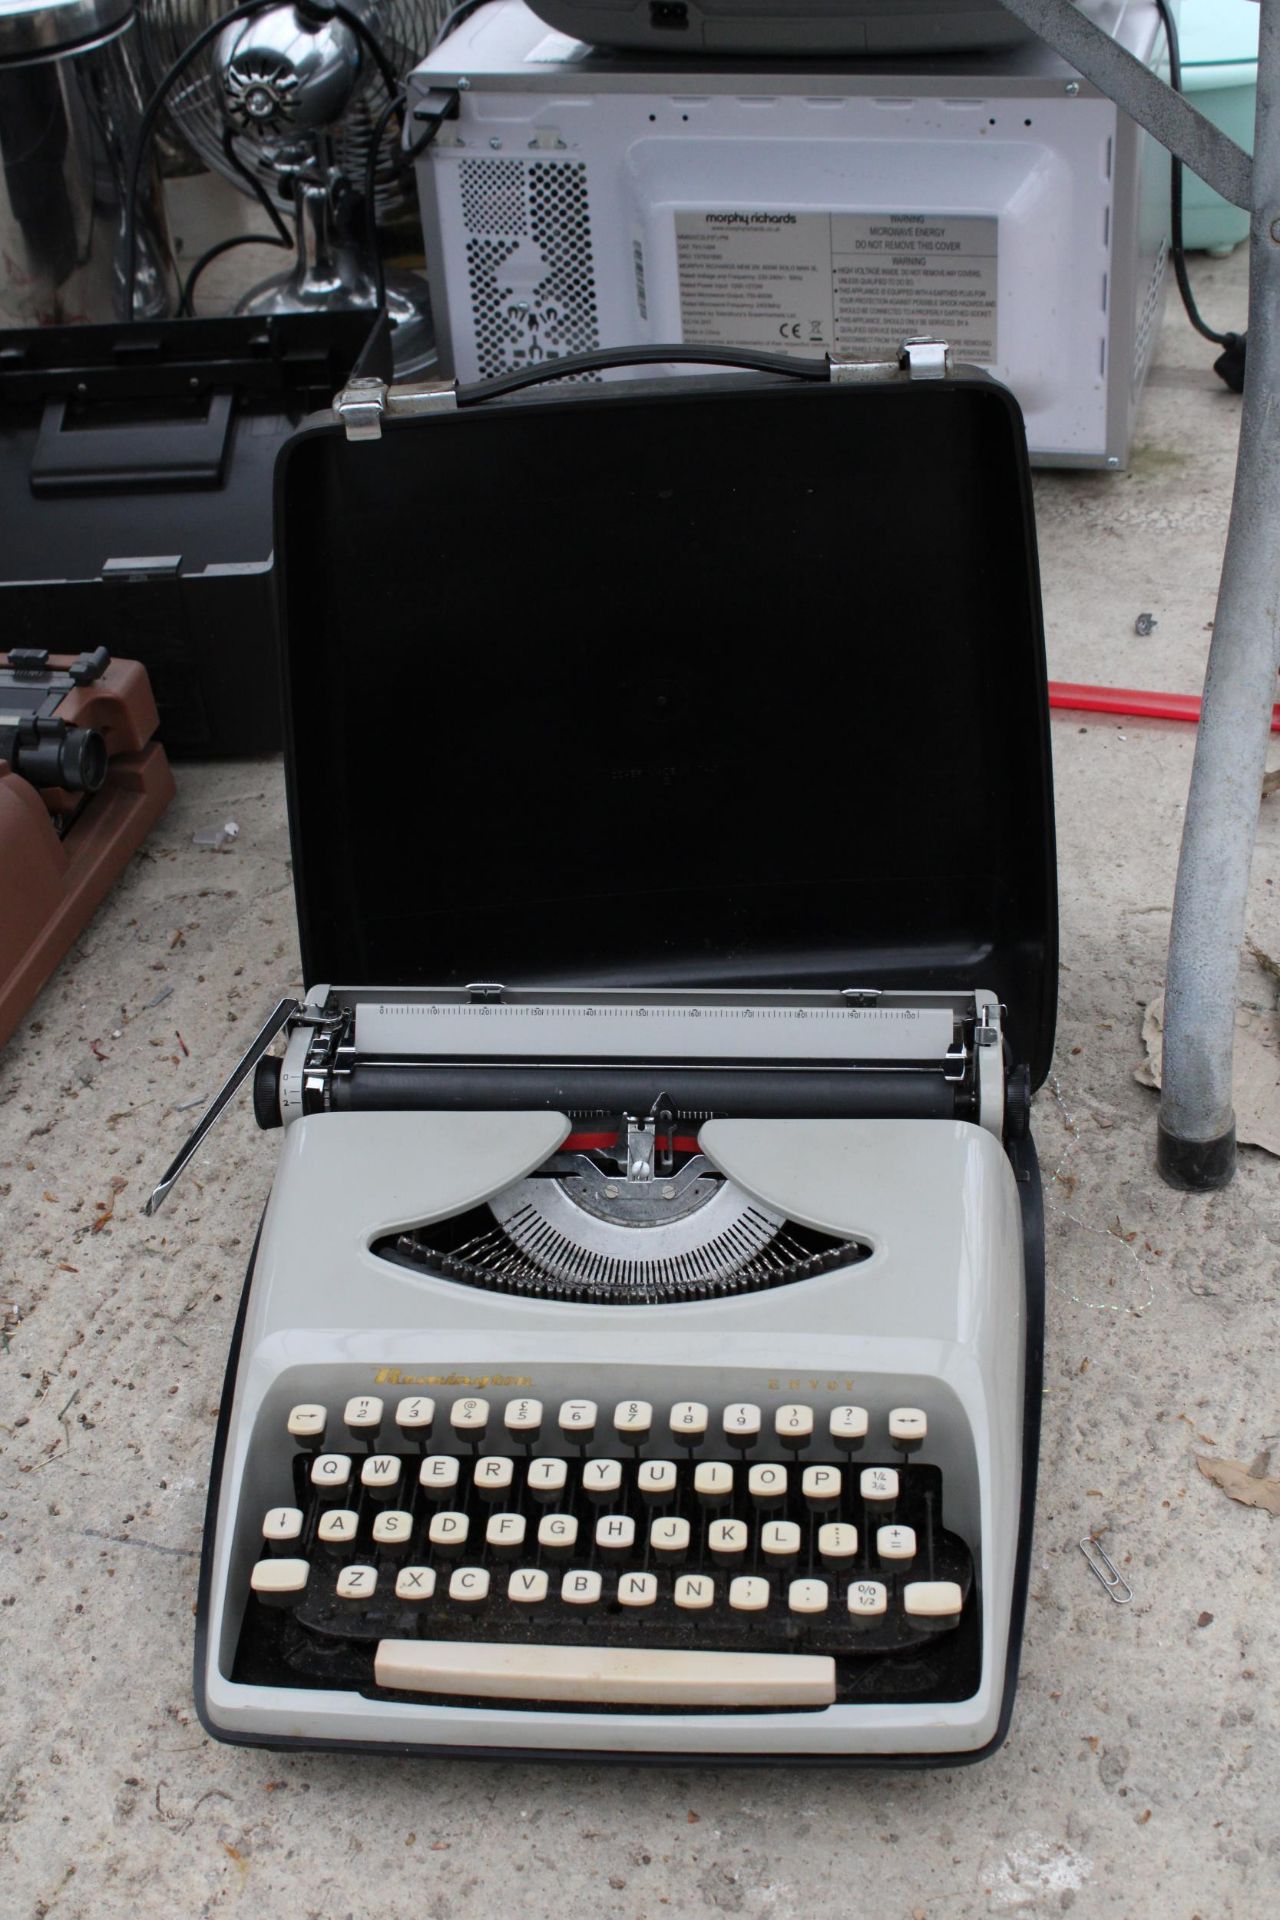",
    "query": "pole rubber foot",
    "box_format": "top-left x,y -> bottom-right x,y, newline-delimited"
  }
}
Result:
1157,1119 -> 1237,1191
